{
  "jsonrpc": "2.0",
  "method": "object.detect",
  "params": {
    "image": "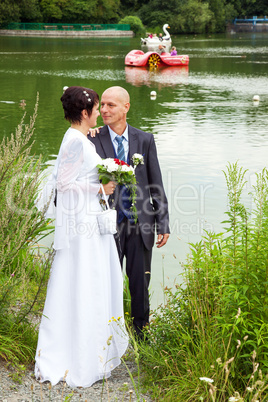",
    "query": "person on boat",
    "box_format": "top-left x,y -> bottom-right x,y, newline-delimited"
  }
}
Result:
158,44 -> 166,54
170,46 -> 177,56
159,33 -> 163,41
